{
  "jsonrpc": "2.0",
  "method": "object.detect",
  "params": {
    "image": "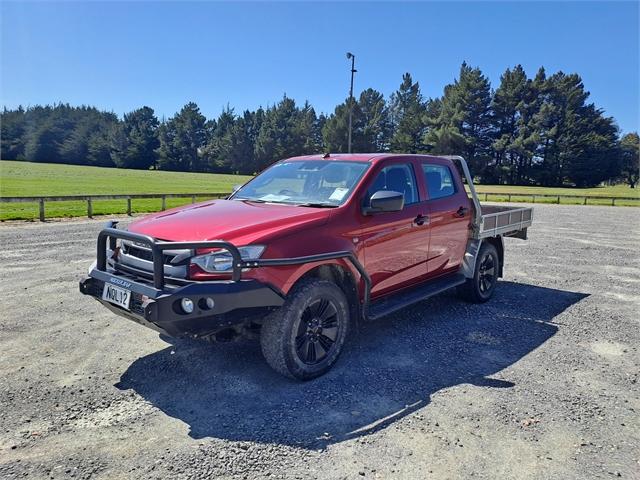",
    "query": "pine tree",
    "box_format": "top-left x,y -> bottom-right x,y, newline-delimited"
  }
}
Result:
209,109 -> 259,175
297,101 -> 322,154
86,127 -> 115,167
111,107 -> 159,170
227,109 -> 260,174
529,70 -> 579,186
157,102 -> 209,172
563,105 -> 619,187
322,100 -> 353,153
489,65 -> 538,184
0,107 -> 26,160
24,120 -> 62,163
254,95 -> 303,170
529,71 -> 619,187
425,63 -> 493,176
356,88 -> 391,152
389,73 -> 426,153
56,108 -> 115,165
